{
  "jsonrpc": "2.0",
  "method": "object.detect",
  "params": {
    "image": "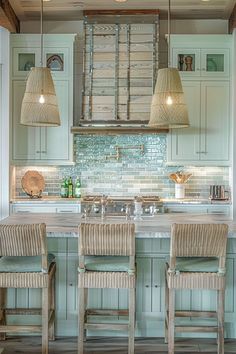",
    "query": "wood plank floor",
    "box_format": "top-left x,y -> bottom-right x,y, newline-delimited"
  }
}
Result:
1,337 -> 236,353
